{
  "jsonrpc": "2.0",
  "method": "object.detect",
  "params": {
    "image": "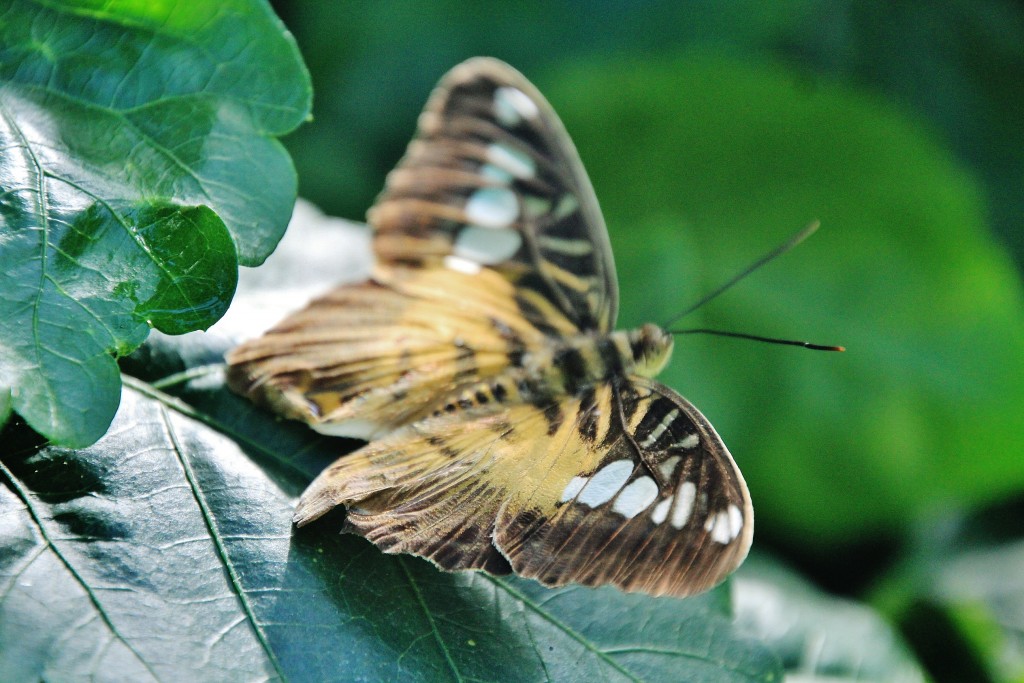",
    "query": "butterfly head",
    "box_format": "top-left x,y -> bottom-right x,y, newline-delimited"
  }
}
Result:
629,324 -> 674,379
